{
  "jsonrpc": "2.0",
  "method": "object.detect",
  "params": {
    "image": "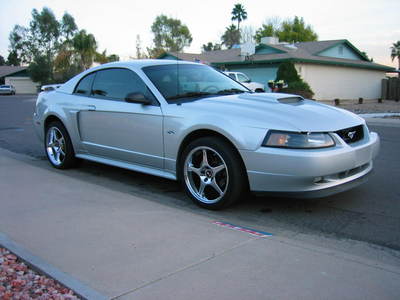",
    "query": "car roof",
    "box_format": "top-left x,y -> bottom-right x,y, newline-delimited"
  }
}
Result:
57,59 -> 201,94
